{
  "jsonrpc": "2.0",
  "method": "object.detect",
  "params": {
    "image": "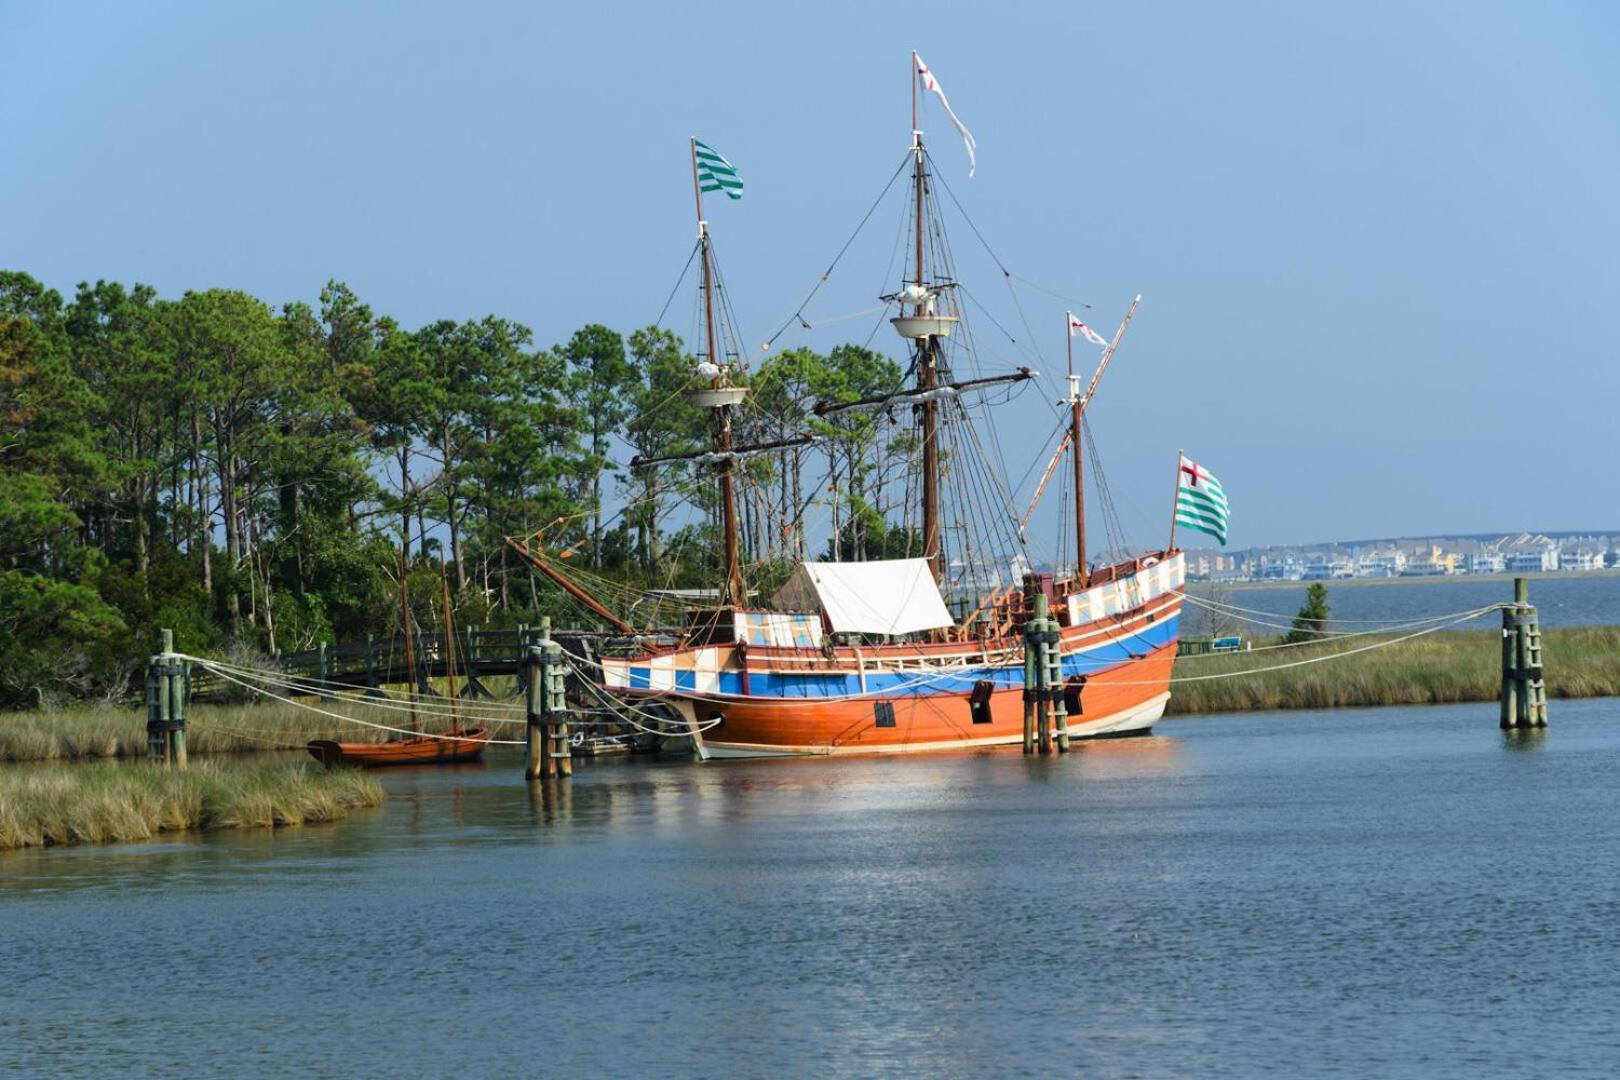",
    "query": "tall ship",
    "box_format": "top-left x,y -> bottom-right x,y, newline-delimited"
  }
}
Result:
510,55 -> 1186,757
